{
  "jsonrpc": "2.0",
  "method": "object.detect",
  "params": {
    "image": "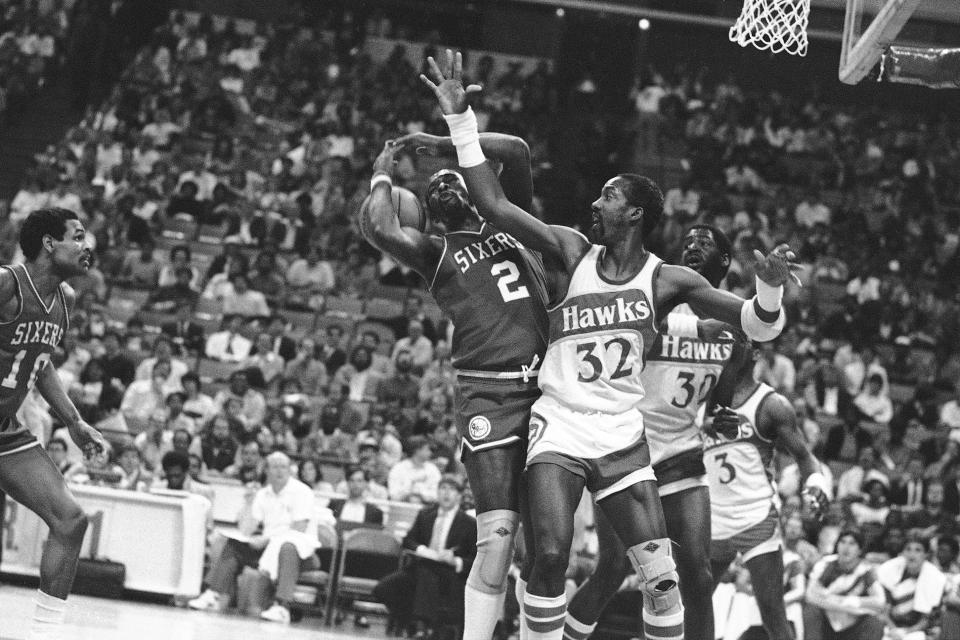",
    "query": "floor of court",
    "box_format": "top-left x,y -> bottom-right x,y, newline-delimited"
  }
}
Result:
0,583 -> 386,640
